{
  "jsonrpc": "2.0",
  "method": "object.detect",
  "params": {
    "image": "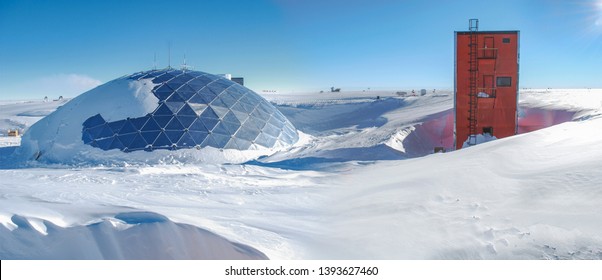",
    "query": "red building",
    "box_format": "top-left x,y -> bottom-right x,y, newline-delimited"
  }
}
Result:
455,19 -> 519,149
